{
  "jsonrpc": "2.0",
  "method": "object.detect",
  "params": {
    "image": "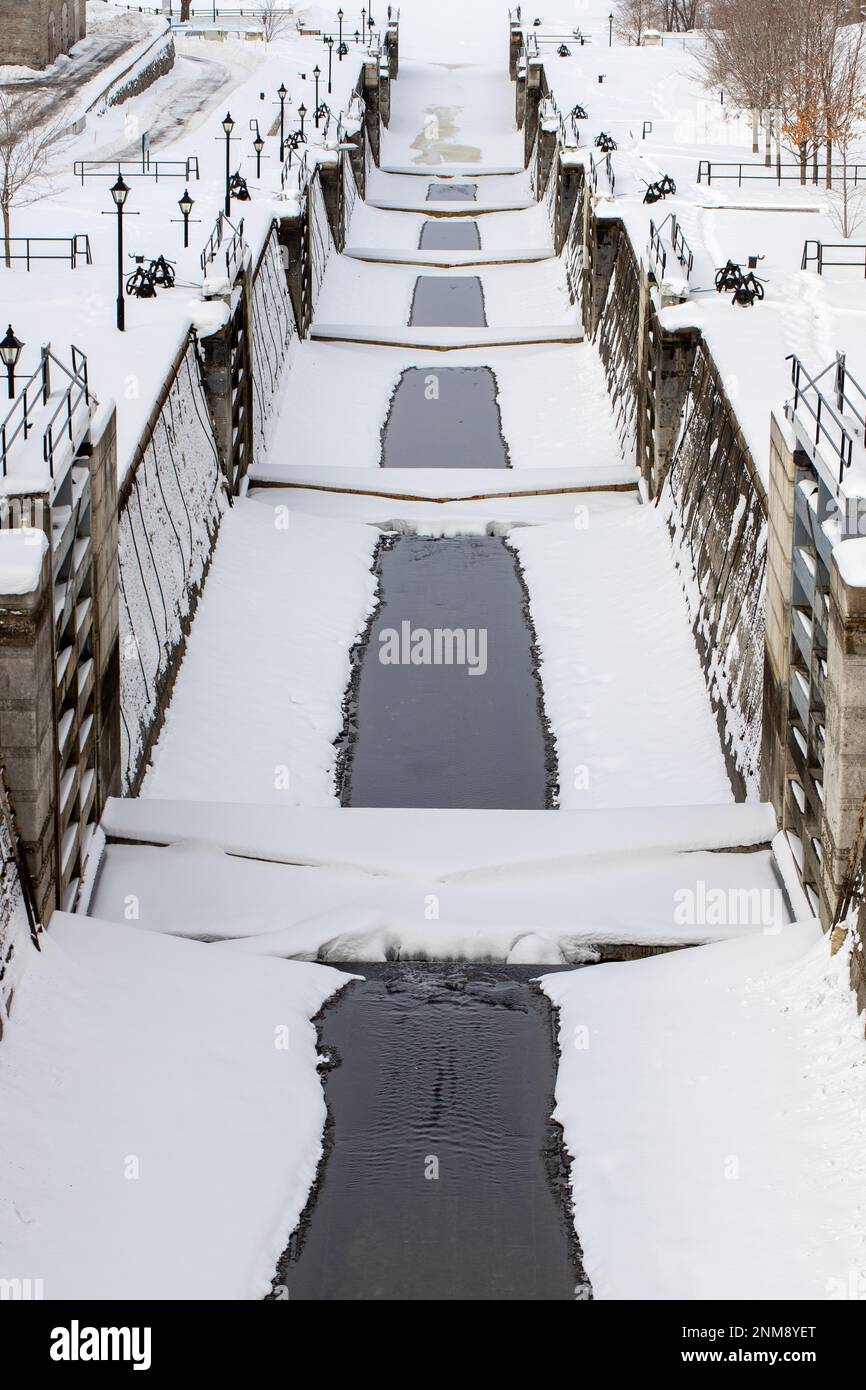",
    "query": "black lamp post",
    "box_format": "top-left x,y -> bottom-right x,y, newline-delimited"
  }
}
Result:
313,66 -> 321,126
109,175 -> 130,333
325,35 -> 334,93
0,325 -> 24,400
178,187 -> 194,247
369,2 -> 375,23
298,102 -> 307,139
338,7 -> 344,57
253,122 -> 265,178
222,112 -> 235,217
608,11 -> 613,45
361,8 -> 366,39
277,82 -> 288,160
